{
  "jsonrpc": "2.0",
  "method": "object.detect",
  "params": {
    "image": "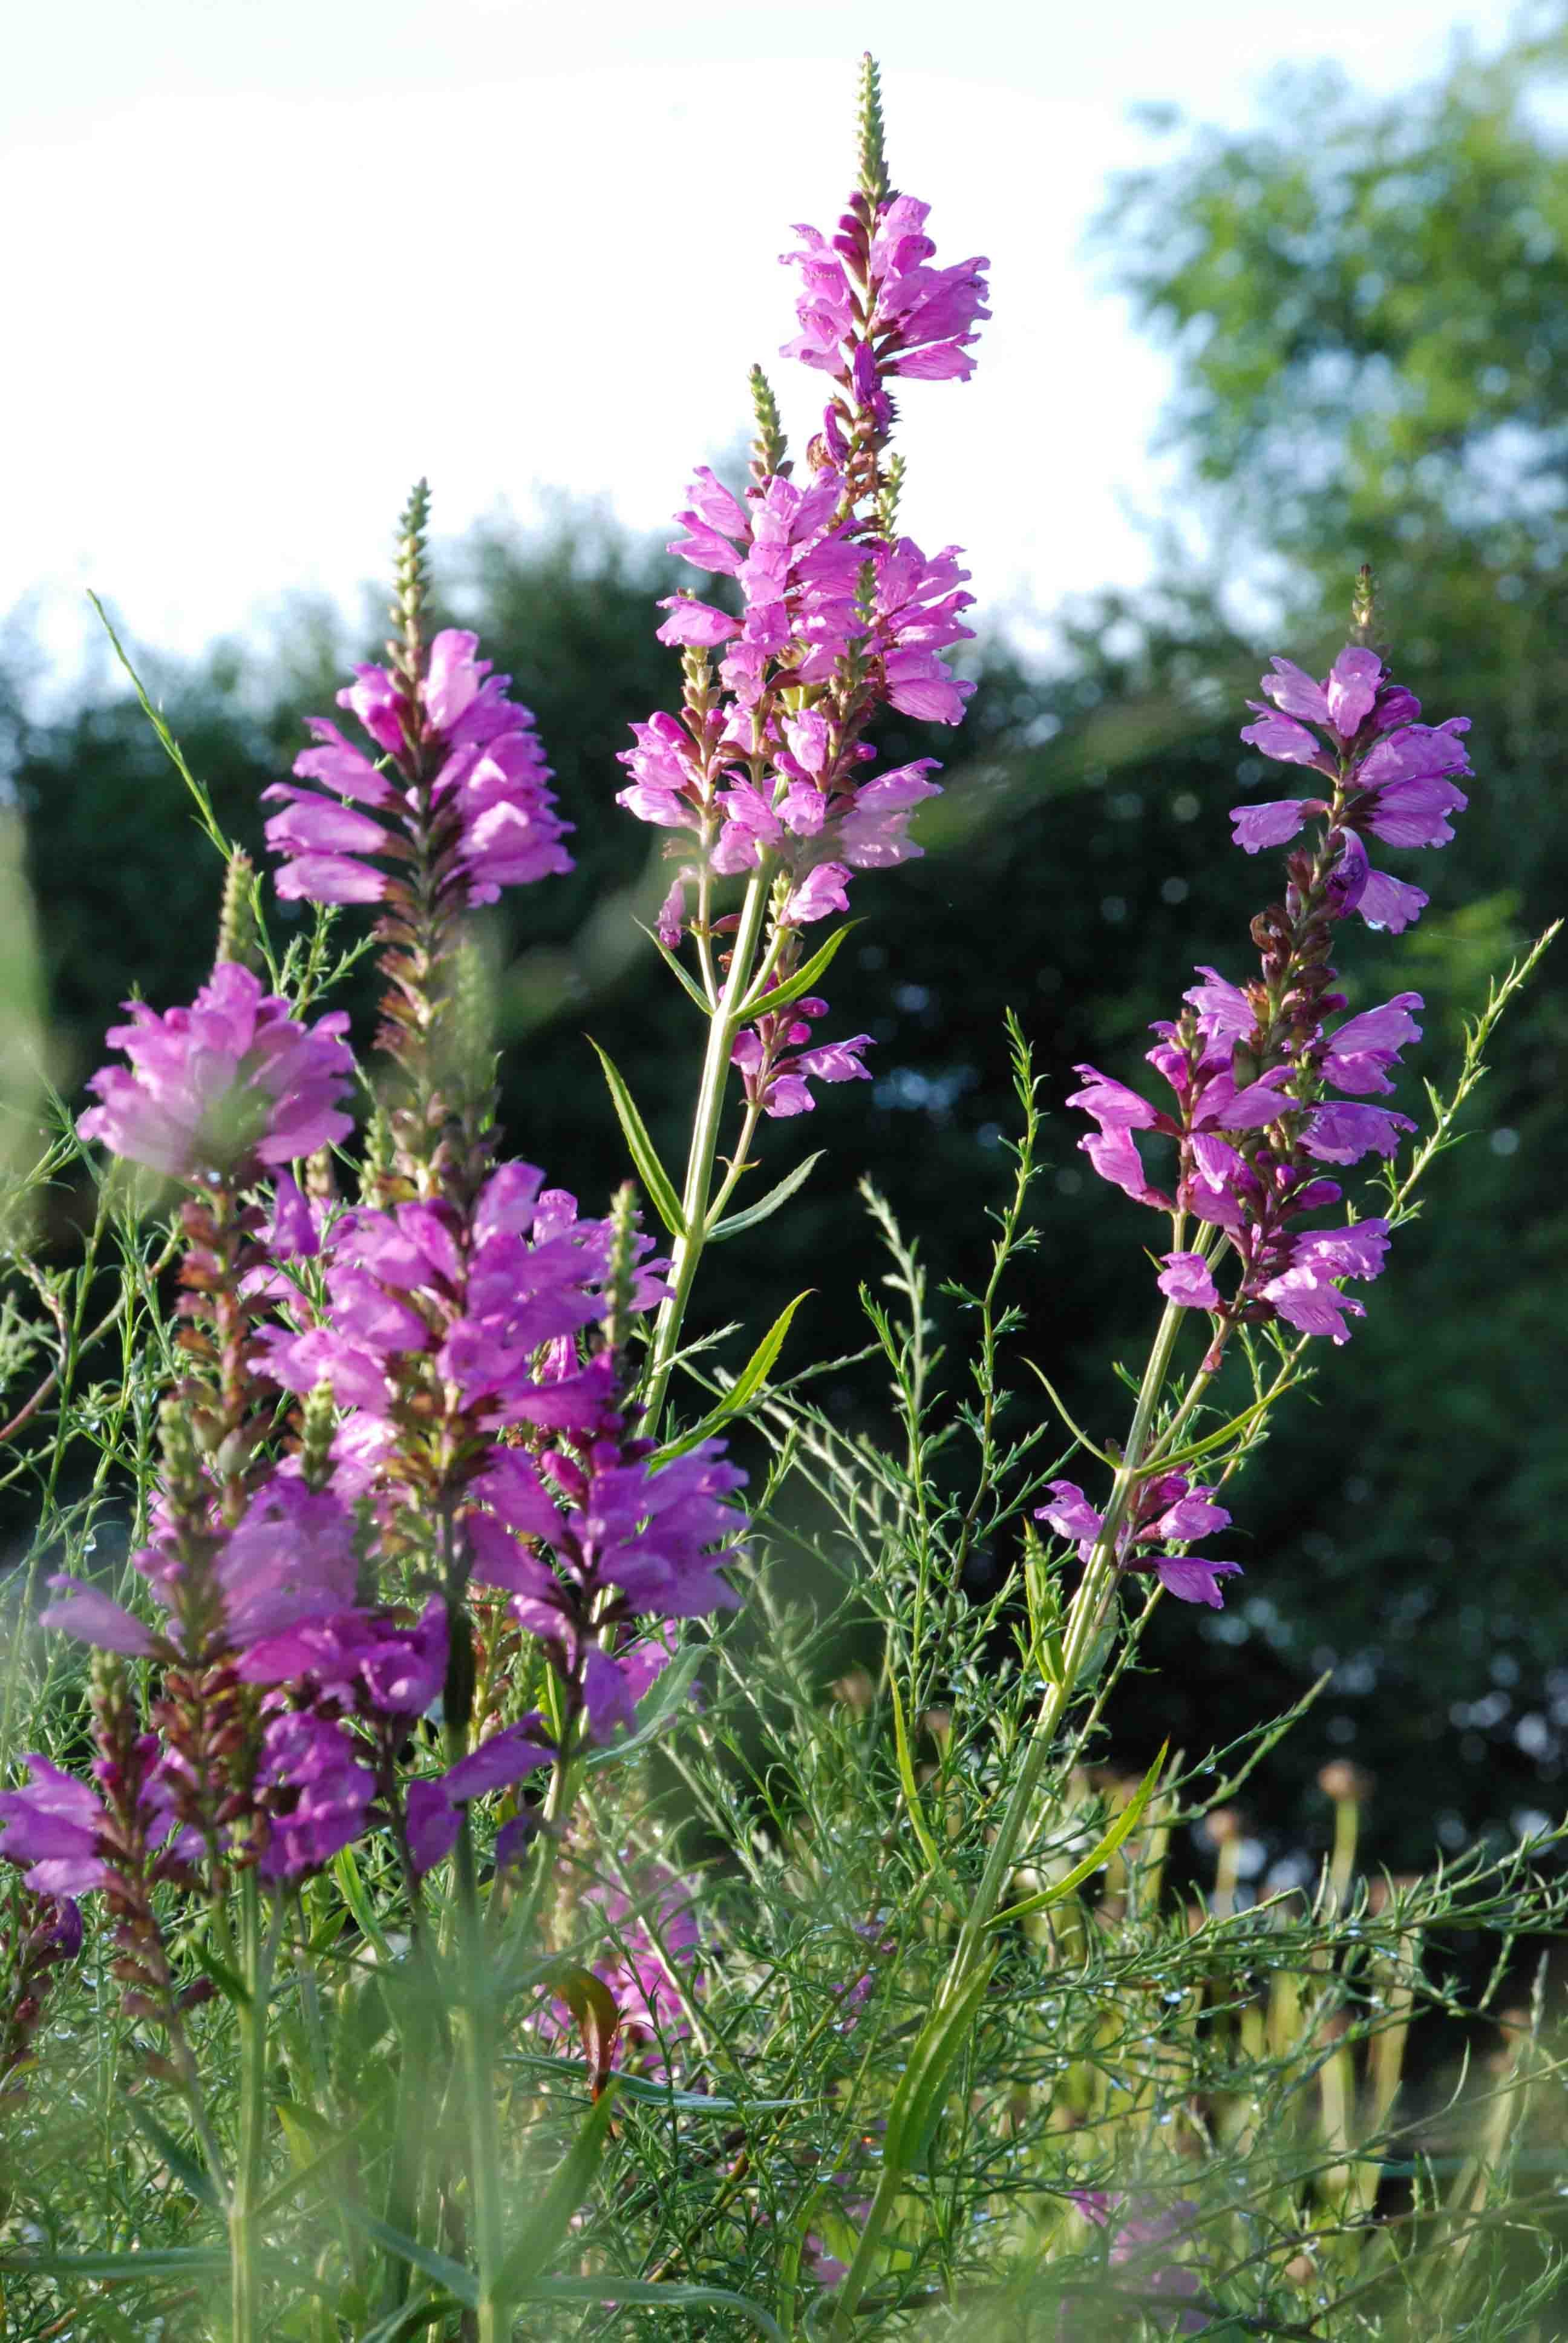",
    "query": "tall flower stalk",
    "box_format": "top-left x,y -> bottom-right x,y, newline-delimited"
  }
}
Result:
621,51 -> 990,1426
827,588 -> 1479,2330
